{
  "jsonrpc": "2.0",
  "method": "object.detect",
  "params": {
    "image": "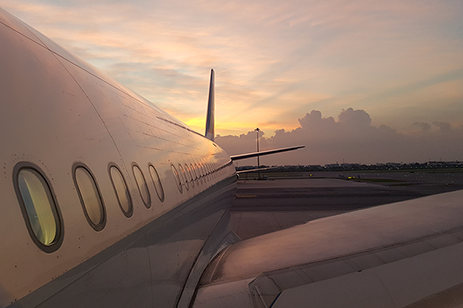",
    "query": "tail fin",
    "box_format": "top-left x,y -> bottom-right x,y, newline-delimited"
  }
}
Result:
205,69 -> 215,141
